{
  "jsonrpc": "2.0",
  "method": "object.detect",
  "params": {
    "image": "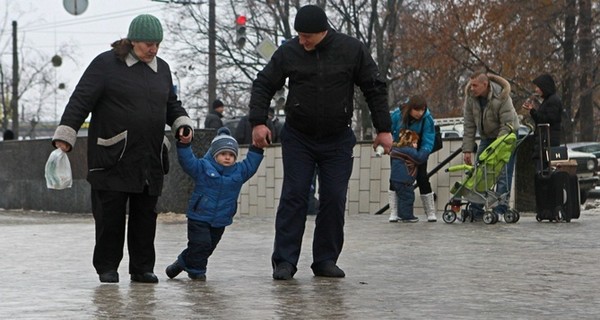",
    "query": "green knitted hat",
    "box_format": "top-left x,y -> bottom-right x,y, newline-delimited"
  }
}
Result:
127,14 -> 163,42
